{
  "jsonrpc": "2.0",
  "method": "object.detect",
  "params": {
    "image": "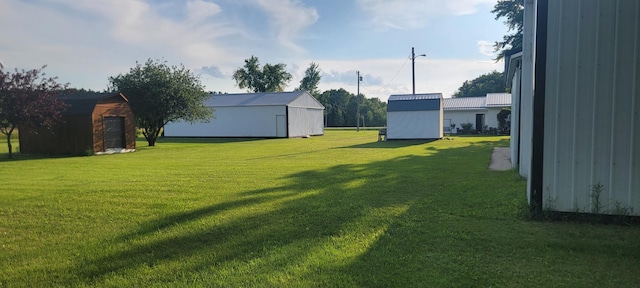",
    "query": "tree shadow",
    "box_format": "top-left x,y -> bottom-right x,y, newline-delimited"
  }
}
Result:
343,139 -> 439,149
59,139 -> 523,286
157,137 -> 264,144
